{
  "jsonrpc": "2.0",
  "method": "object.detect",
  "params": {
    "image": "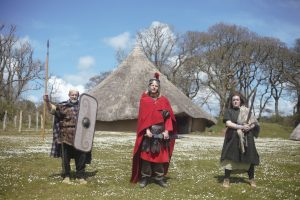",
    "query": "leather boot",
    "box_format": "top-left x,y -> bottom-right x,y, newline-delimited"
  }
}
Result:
139,177 -> 148,188
156,179 -> 167,187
